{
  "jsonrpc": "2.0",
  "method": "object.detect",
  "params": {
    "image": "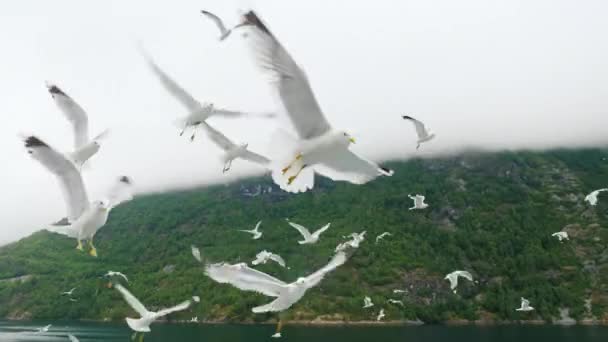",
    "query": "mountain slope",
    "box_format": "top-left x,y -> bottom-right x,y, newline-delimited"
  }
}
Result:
1,148 -> 607,324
